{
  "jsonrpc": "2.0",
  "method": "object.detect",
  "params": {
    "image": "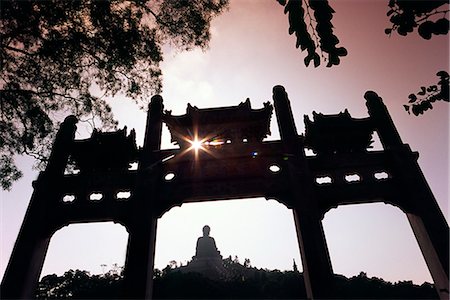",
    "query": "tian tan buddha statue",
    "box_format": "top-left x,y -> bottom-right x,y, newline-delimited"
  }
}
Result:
180,225 -> 225,279
194,225 -> 222,259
